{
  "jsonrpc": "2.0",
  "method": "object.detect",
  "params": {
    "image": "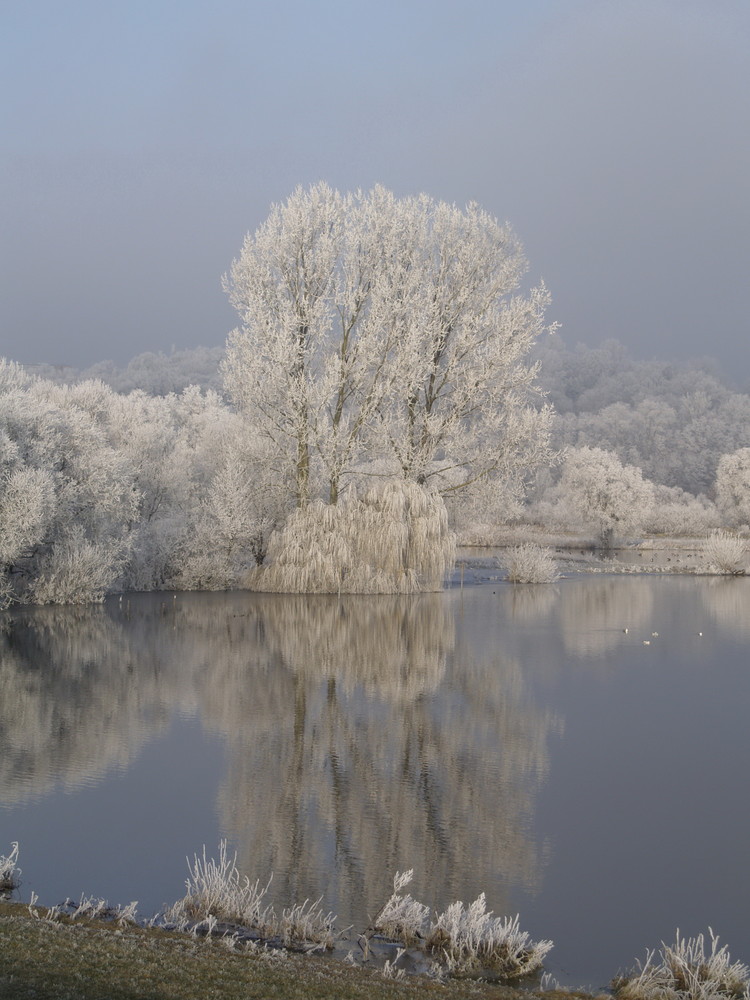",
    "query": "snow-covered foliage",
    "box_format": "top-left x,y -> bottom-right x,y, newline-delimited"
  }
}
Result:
426,896 -> 553,978
553,446 -> 654,546
0,842 -> 21,894
640,484 -> 720,536
223,183 -> 554,508
247,480 -> 455,594
504,543 -> 559,583
0,360 -> 285,605
715,448 -> 750,529
372,870 -> 430,945
166,841 -> 337,950
371,870 -> 552,979
702,530 -> 747,575
612,929 -> 750,1000
28,346 -> 226,396
536,337 -> 750,497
